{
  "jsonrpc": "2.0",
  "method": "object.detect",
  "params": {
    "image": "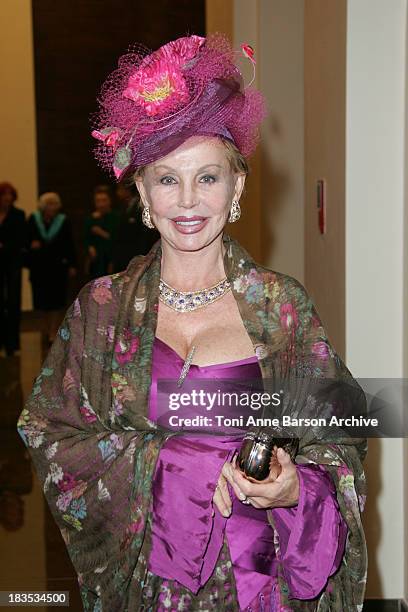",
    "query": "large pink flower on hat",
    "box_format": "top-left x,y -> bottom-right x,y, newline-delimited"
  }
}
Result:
123,35 -> 204,116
